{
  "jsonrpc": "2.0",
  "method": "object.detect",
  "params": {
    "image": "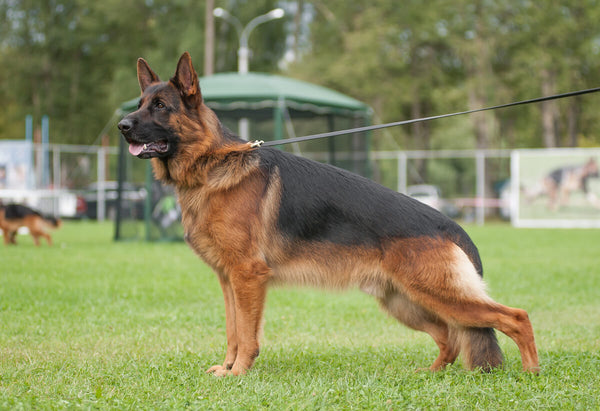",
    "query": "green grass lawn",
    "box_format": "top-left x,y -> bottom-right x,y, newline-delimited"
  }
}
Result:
1,221 -> 599,409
